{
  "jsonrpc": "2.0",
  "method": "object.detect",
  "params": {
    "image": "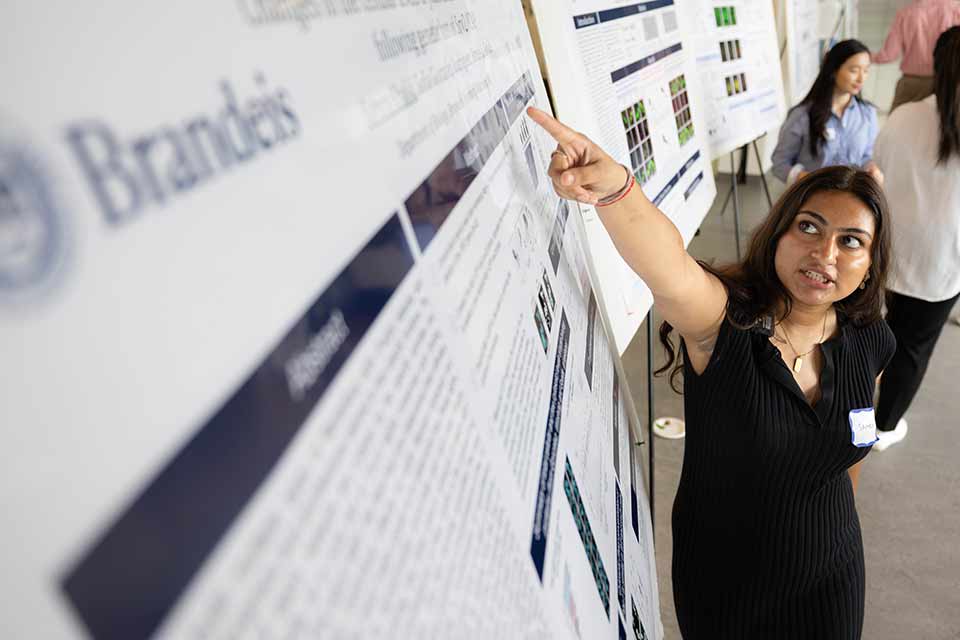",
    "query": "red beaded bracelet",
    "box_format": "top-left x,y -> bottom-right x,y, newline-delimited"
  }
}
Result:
596,165 -> 635,207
